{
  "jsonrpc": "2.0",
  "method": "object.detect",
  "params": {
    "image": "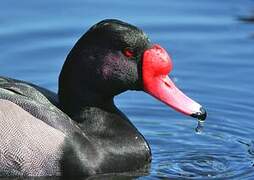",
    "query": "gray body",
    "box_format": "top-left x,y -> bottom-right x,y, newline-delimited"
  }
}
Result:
0,99 -> 64,176
0,77 -> 82,176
